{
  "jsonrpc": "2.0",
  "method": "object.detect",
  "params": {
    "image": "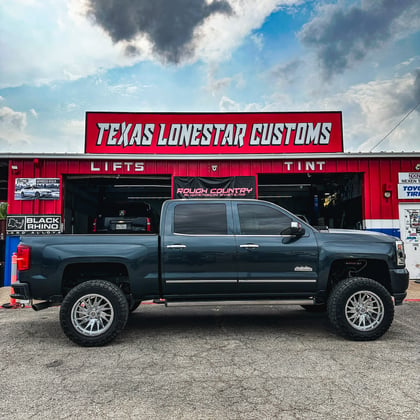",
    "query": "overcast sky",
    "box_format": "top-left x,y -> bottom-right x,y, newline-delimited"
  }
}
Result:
0,0 -> 419,154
